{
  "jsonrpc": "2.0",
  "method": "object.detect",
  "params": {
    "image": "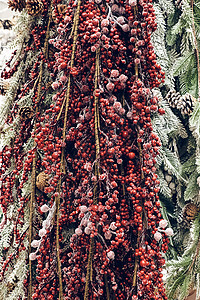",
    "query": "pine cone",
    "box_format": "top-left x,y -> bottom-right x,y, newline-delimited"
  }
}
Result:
36,172 -> 49,192
26,0 -> 44,16
2,20 -> 13,30
19,107 -> 34,121
8,0 -> 26,12
0,80 -> 9,96
177,93 -> 195,115
165,90 -> 181,108
183,203 -> 200,223
6,276 -> 18,293
7,282 -> 15,293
